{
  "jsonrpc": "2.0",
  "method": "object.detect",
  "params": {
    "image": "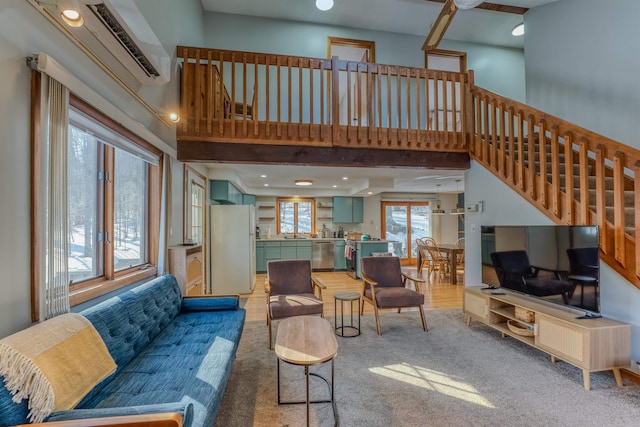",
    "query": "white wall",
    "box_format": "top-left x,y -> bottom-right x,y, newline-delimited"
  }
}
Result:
524,0 -> 640,148
465,161 -> 640,360
203,13 -> 526,102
